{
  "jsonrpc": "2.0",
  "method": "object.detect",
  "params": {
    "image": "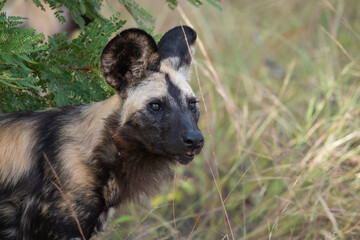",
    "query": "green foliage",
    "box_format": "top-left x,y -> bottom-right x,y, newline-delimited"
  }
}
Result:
0,0 -> 123,111
29,0 -> 102,27
205,0 -> 222,10
0,13 -> 46,91
0,4 -> 49,111
167,0 -> 221,10
118,0 -> 155,32
166,0 -> 177,10
0,0 -> 217,112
